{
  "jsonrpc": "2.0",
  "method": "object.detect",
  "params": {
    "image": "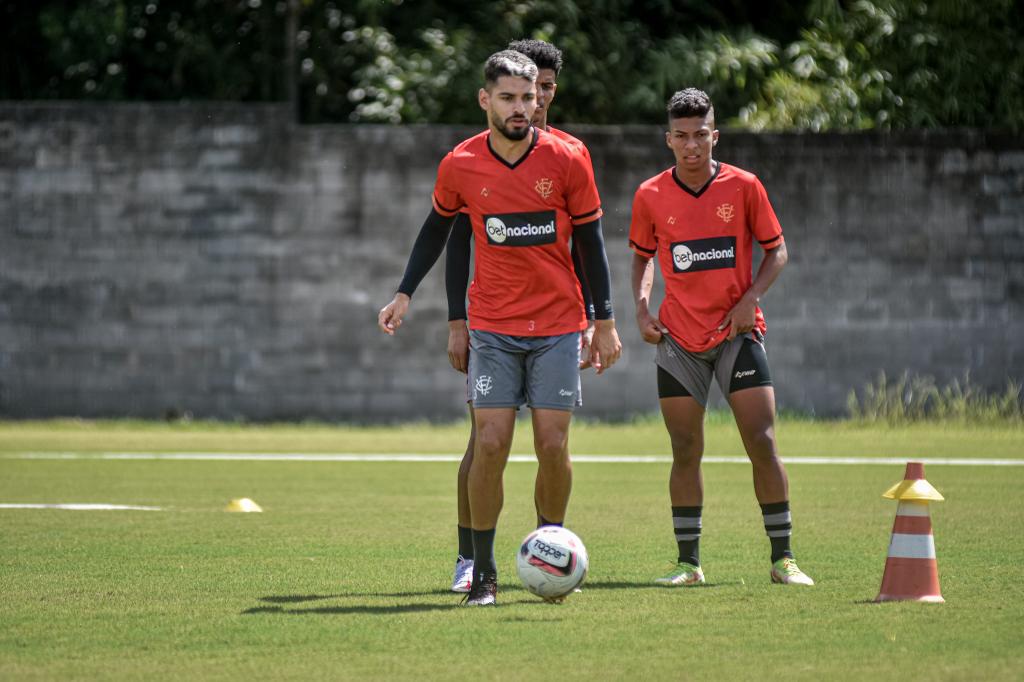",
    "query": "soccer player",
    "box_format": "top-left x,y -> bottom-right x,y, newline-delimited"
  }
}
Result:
444,38 -> 596,594
378,50 -> 622,606
629,88 -> 814,587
